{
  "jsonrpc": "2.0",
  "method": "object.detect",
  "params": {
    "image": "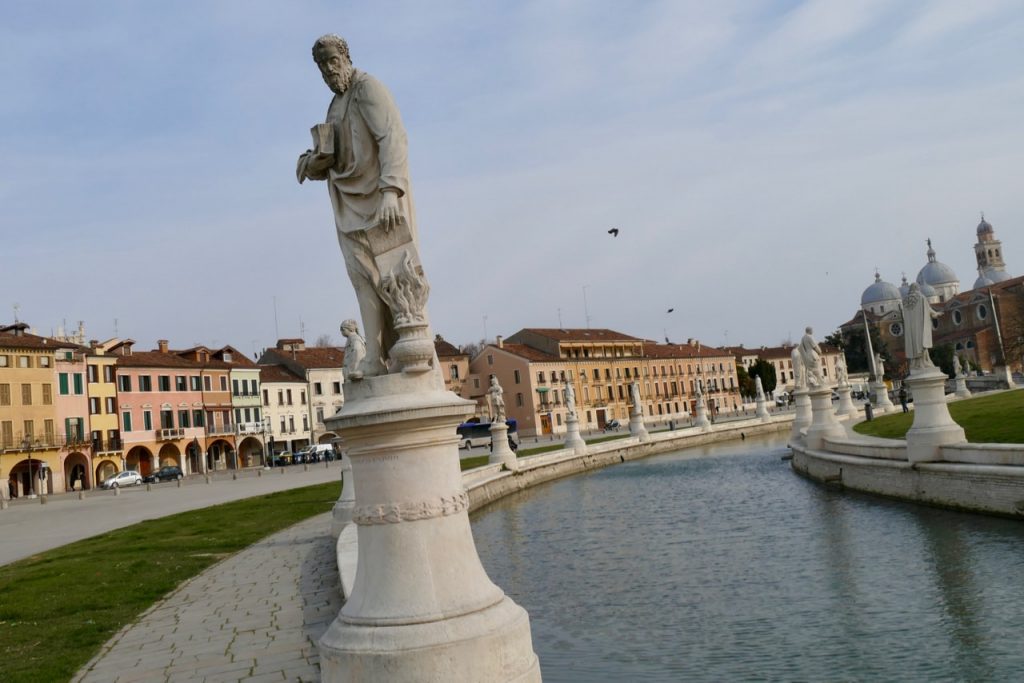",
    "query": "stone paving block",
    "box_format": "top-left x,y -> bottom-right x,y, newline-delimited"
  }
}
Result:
238,671 -> 288,683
